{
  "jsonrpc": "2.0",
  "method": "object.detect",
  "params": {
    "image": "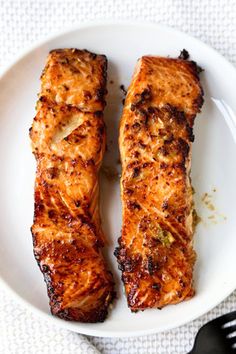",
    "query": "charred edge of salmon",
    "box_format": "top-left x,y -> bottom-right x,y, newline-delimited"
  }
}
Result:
32,228 -> 116,322
184,60 -> 204,115
47,273 -> 115,323
48,283 -> 116,322
47,270 -> 115,322
52,305 -> 112,323
49,48 -> 106,60
48,273 -> 116,323
177,50 -> 204,114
